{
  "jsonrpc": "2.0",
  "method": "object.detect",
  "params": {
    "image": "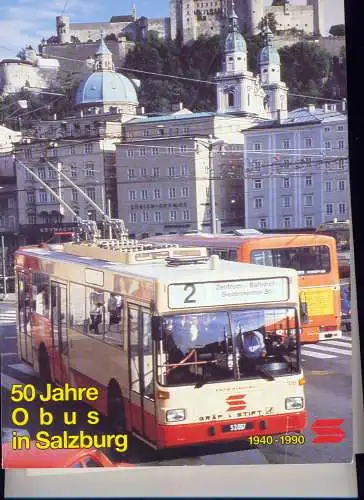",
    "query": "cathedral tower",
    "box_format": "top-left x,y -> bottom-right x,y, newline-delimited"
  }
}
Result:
307,0 -> 325,36
56,16 -> 70,44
